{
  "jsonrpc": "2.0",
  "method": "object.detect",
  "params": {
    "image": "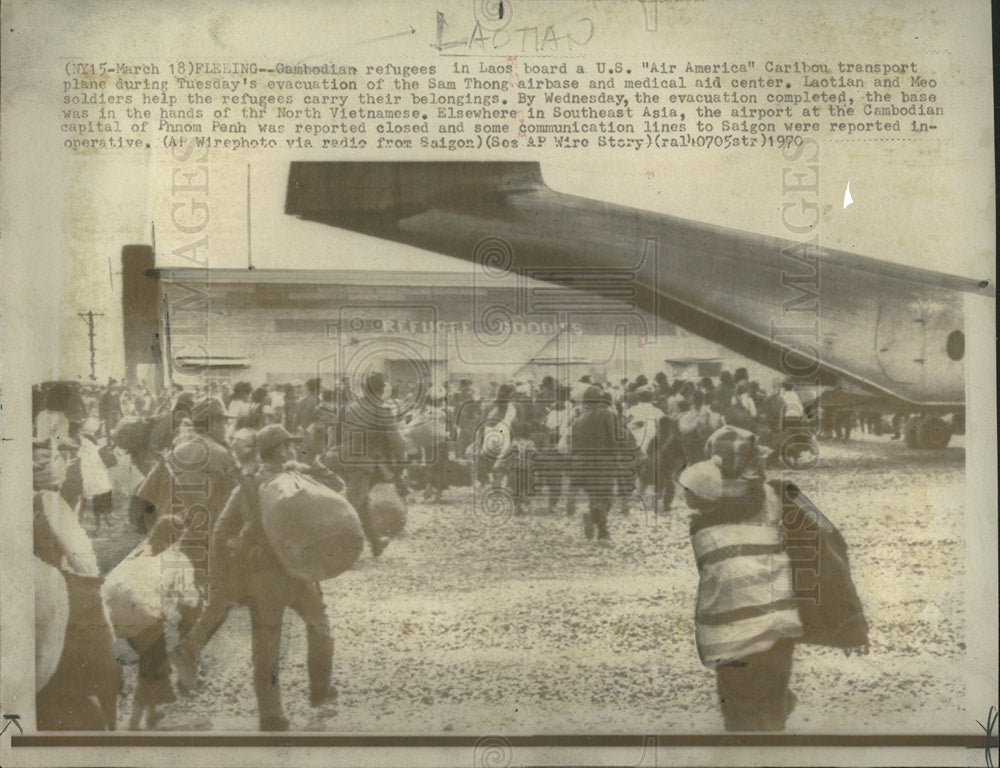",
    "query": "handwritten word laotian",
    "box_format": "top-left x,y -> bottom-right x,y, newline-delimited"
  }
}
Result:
435,7 -> 592,53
